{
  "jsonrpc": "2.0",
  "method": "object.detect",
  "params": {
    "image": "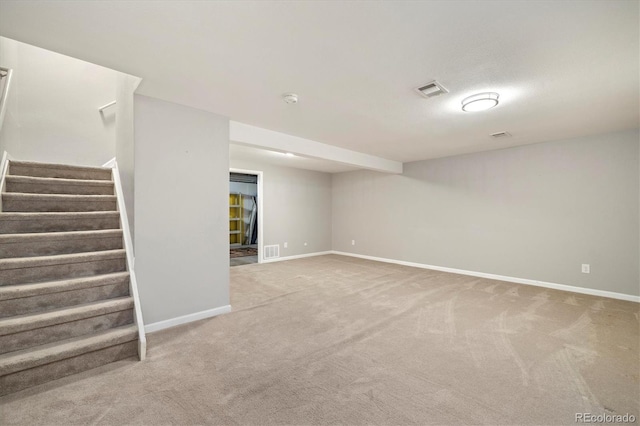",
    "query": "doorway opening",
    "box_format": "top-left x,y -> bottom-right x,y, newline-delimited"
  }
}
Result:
229,169 -> 263,266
